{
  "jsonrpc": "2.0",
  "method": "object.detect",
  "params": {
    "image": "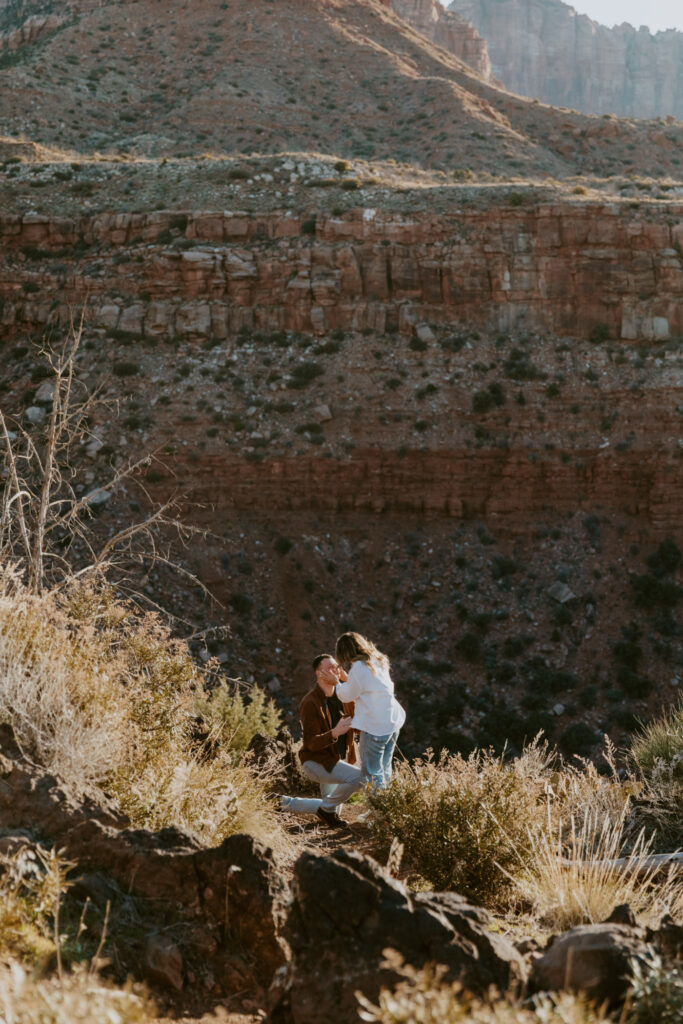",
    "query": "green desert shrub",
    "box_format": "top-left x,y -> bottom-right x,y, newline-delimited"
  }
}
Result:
631,701 -> 683,779
627,704 -> 683,851
367,744 -> 550,907
290,360 -> 323,388
196,680 -> 281,756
